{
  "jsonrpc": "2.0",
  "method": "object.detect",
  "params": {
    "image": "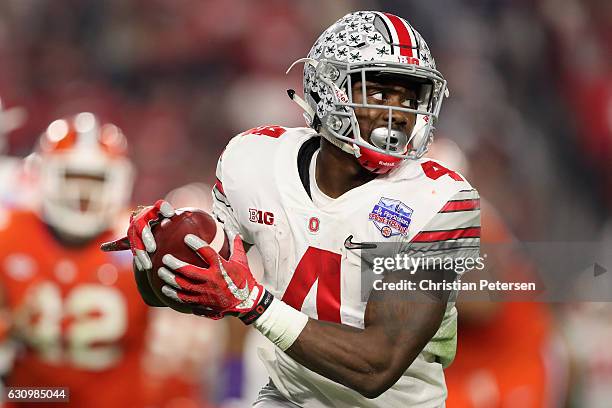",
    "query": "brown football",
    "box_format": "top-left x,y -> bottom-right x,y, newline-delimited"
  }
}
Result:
148,208 -> 230,313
